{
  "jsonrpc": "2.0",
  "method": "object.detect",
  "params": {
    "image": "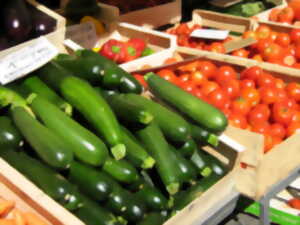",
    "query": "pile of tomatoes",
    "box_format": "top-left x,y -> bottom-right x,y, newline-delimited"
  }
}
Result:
167,22 -> 300,69
268,0 -> 300,25
134,62 -> 300,153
